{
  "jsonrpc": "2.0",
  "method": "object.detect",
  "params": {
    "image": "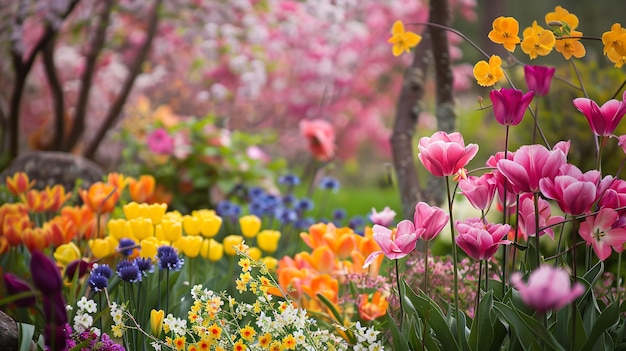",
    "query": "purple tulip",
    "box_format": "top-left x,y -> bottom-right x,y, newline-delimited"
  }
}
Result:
524,65 -> 556,96
3,273 -> 36,307
490,88 -> 534,126
30,250 -> 63,296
